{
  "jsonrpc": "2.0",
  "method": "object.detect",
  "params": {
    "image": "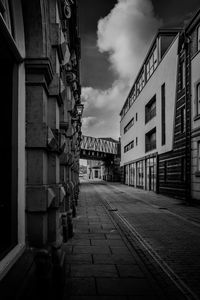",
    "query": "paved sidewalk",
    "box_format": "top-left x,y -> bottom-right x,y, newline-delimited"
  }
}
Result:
62,183 -> 185,300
